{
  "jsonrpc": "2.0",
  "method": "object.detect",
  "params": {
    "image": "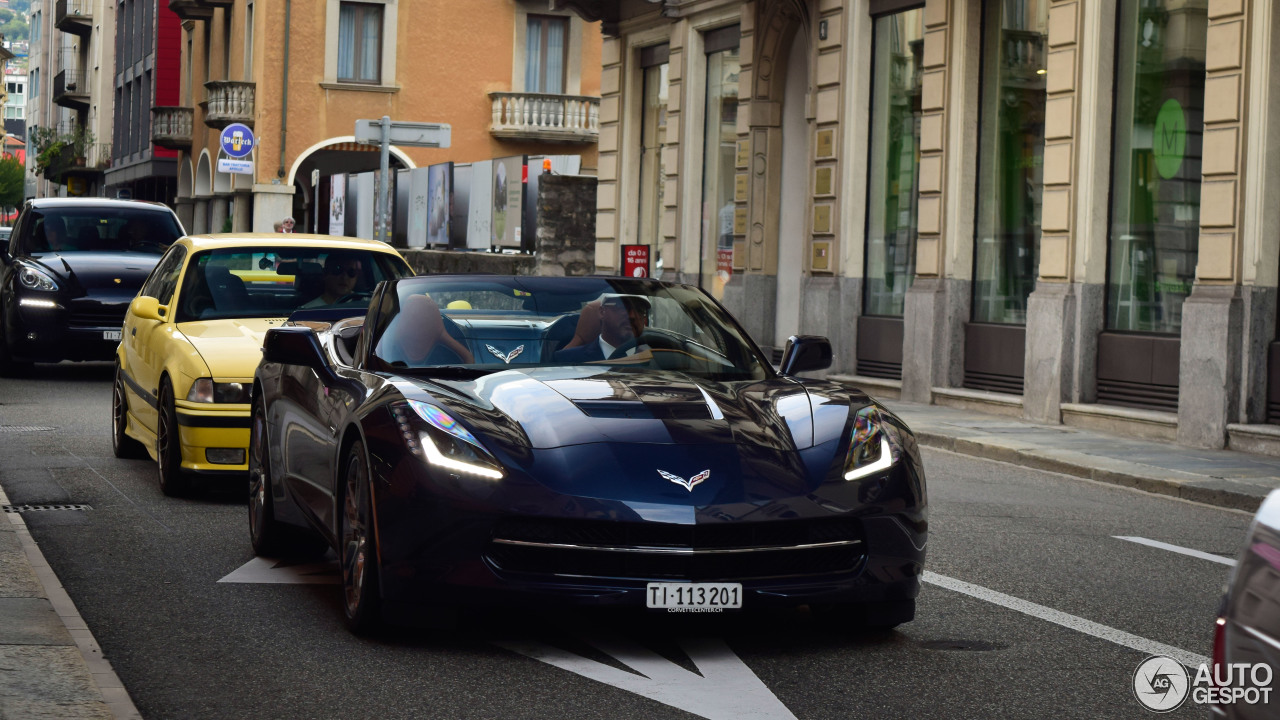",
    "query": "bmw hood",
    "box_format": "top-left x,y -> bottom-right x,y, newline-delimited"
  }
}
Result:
29,252 -> 159,301
180,318 -> 285,378
406,367 -> 869,452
